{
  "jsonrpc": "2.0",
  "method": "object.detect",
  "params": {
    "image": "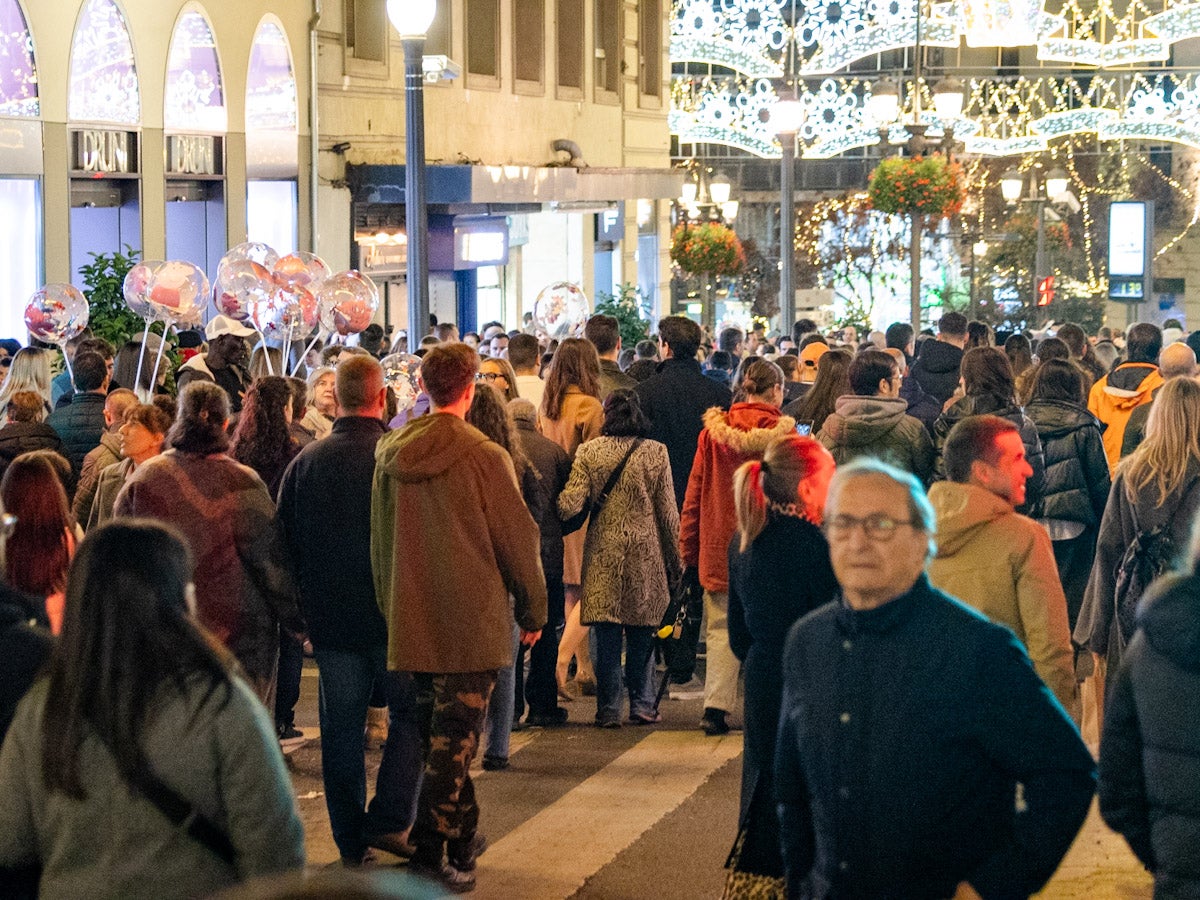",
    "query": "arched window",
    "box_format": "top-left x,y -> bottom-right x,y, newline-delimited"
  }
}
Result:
68,0 -> 140,124
245,18 -> 298,253
246,19 -> 297,134
165,6 -> 225,132
0,0 -> 37,117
